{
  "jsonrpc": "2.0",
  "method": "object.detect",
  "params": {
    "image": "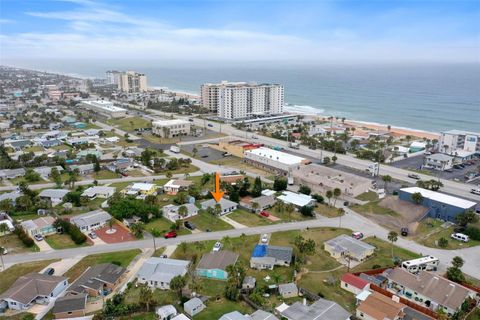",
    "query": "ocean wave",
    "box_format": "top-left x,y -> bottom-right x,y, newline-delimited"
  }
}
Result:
284,104 -> 325,115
